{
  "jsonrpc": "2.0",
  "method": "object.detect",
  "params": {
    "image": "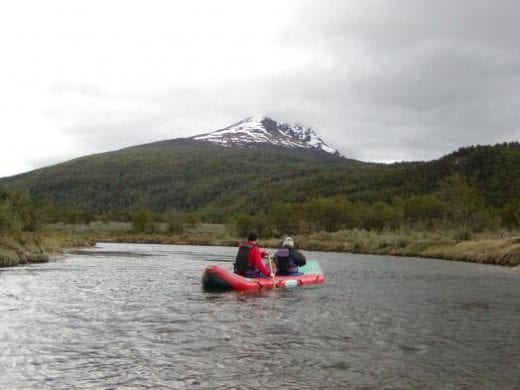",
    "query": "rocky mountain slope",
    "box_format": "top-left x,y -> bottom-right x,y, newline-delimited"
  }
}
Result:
192,115 -> 338,155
